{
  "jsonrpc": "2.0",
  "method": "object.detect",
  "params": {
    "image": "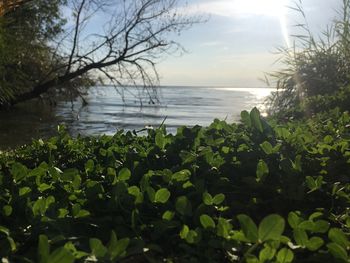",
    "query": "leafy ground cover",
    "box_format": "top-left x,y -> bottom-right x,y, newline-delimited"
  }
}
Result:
0,108 -> 350,262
